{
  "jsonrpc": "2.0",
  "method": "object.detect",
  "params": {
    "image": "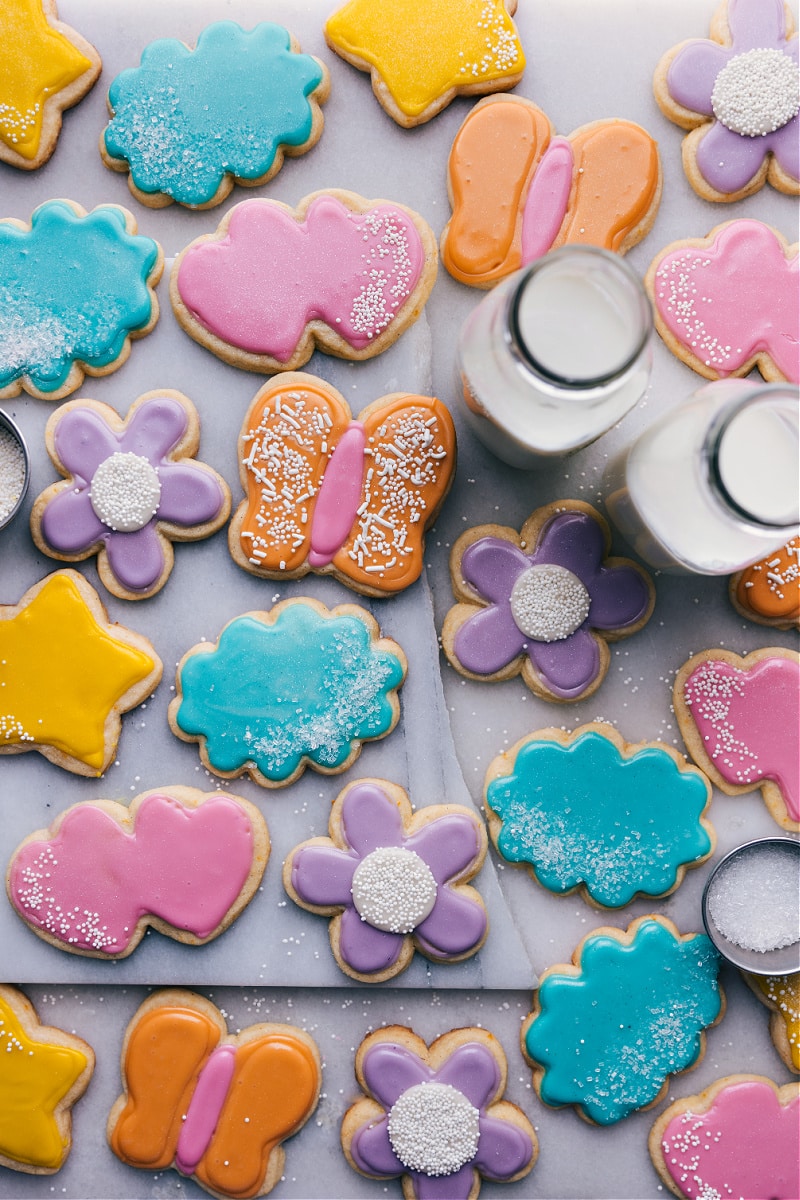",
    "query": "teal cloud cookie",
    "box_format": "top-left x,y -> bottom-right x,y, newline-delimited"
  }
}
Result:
0,200 -> 162,402
522,916 -> 724,1126
169,598 -> 406,787
102,22 -> 330,210
485,724 -> 714,908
